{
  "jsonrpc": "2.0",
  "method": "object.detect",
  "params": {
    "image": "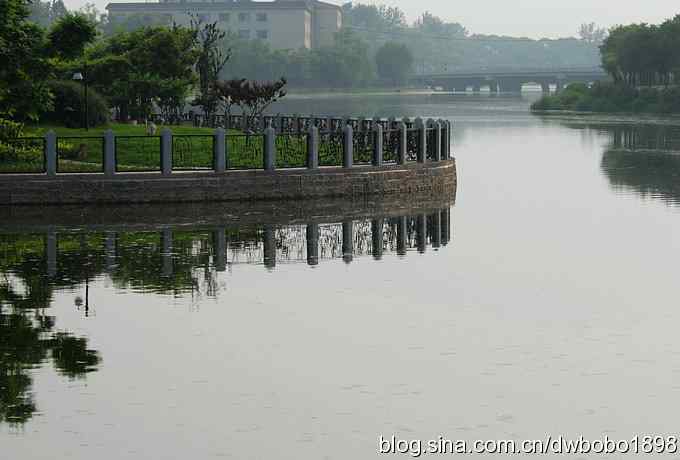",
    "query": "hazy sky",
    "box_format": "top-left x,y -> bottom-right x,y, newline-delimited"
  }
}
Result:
66,0 -> 677,39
